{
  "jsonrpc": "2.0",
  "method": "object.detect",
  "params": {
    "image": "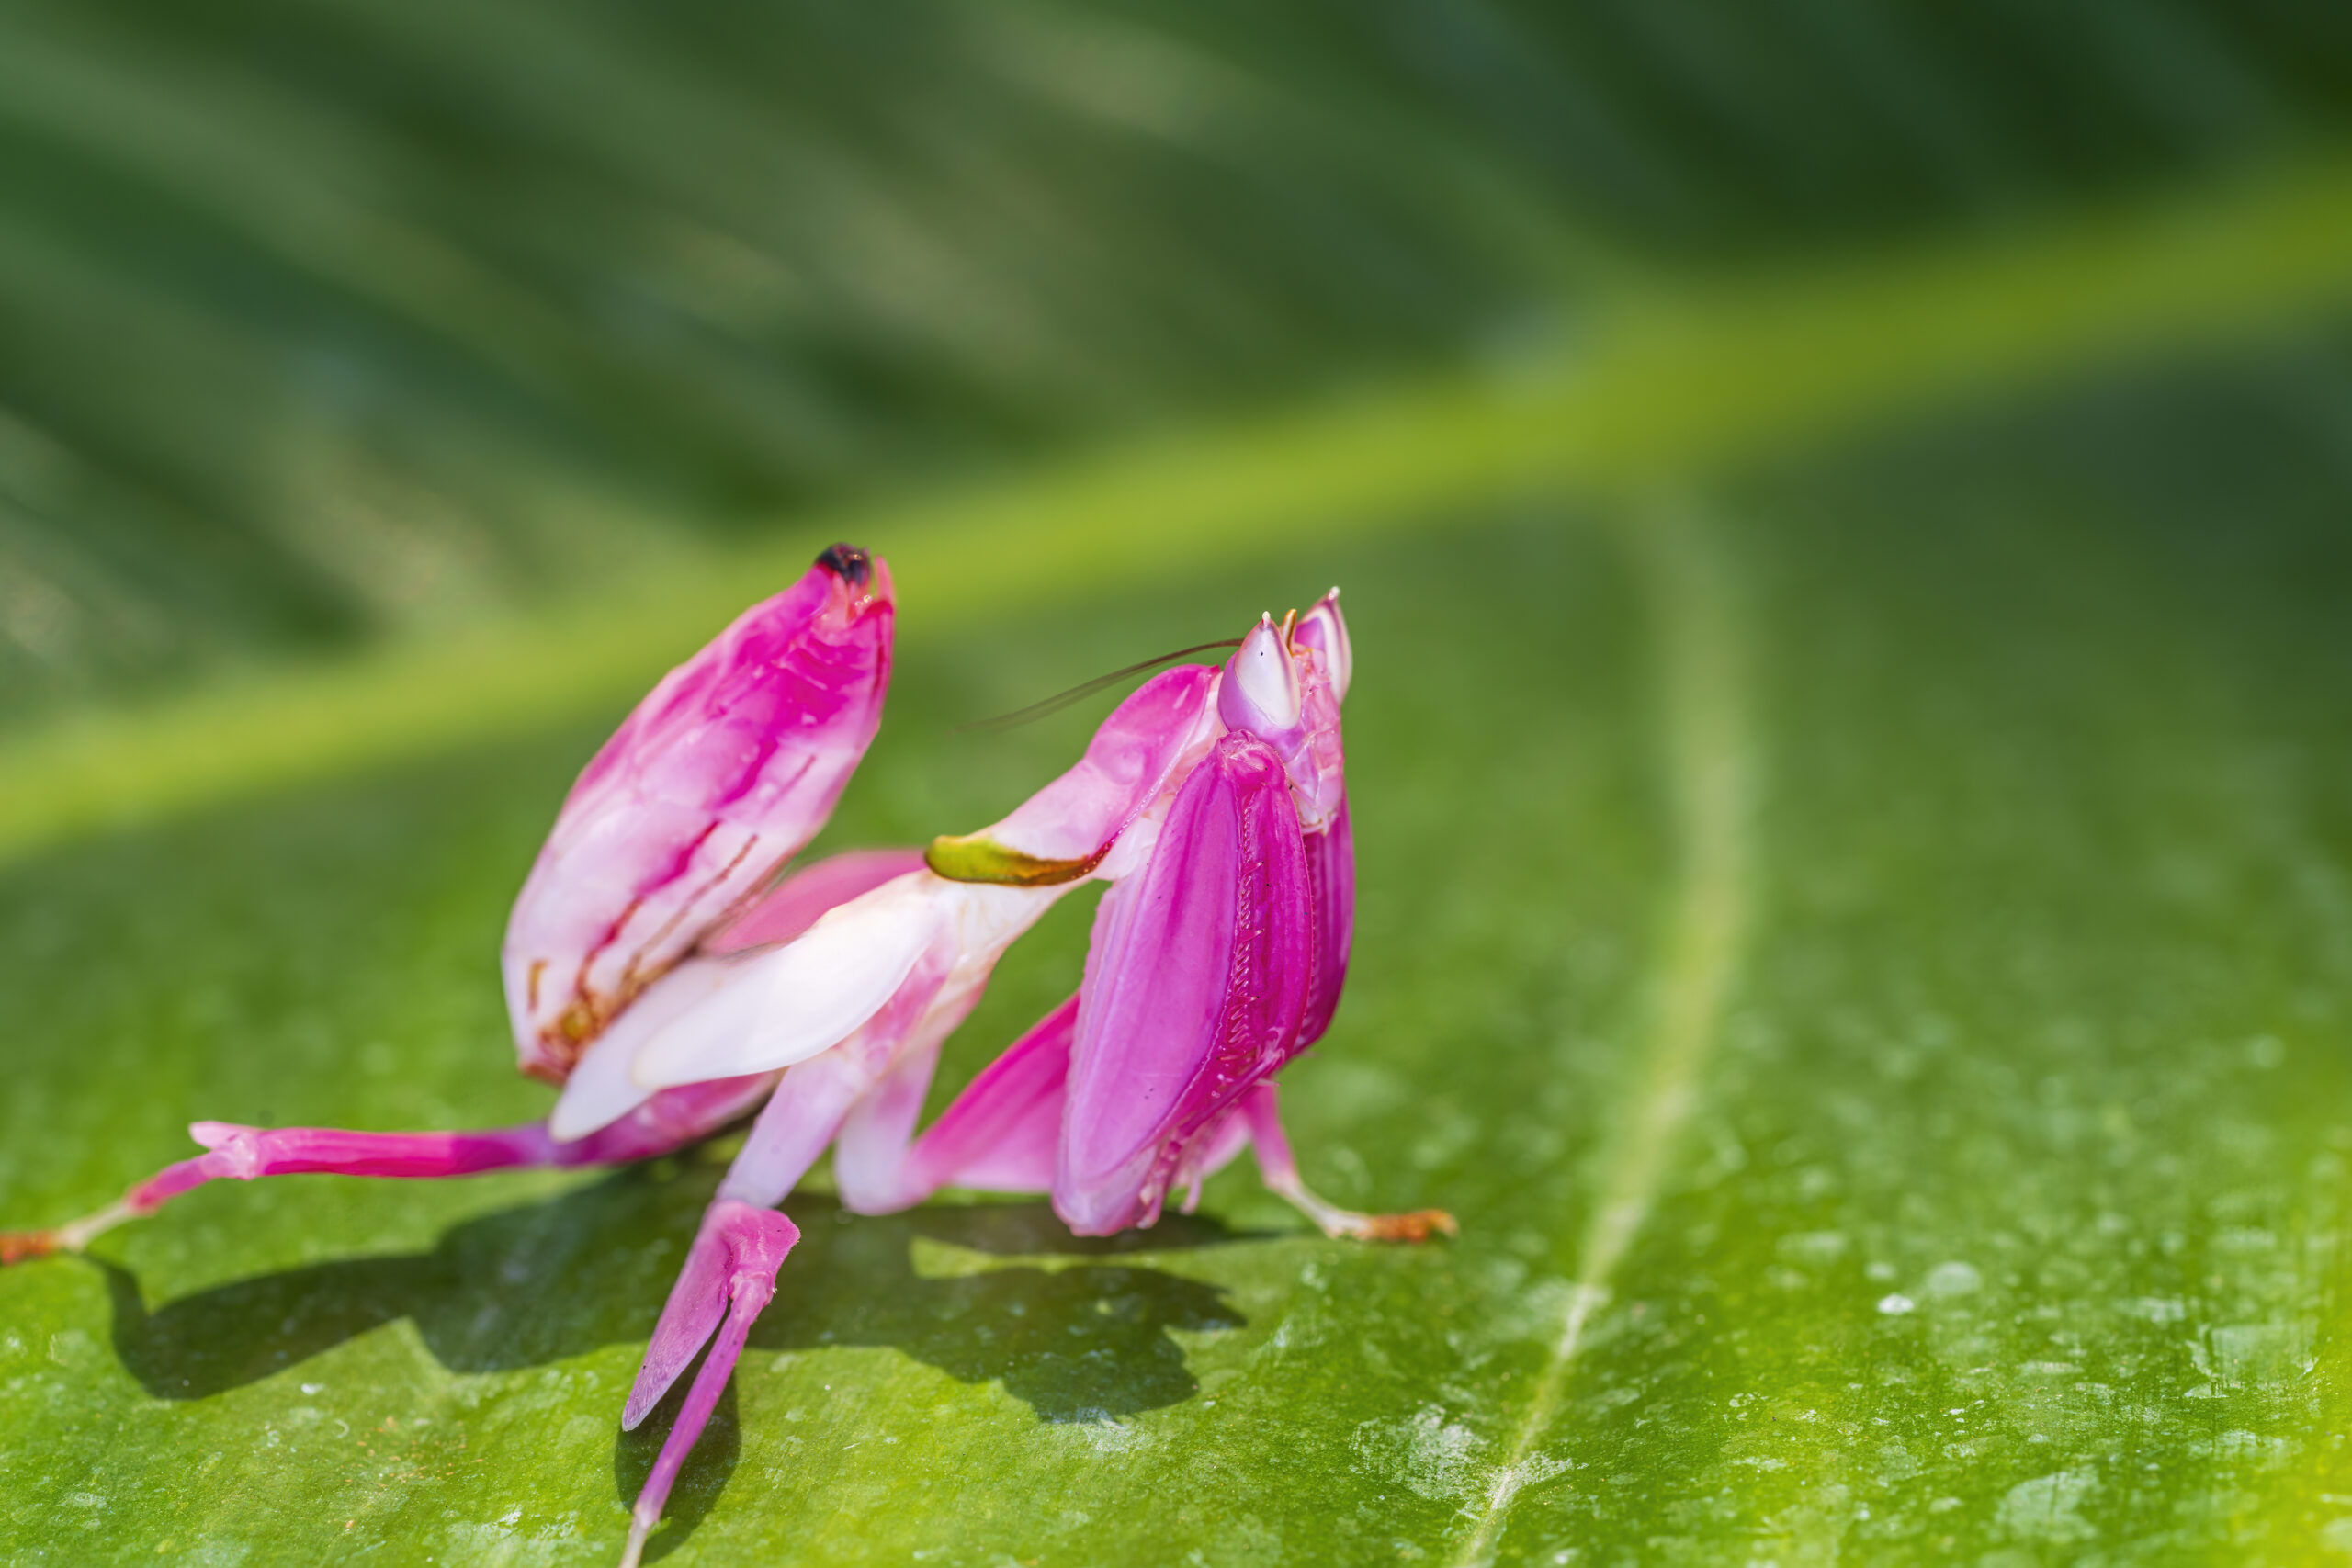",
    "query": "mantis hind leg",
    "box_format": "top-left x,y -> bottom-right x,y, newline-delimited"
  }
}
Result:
0,1075 -> 775,1266
832,992 -> 1079,1214
0,1123 -> 562,1264
822,995 -> 1456,1243
617,1198 -> 797,1568
618,1054 -> 864,1565
615,998 -> 1087,1557
1242,1082 -> 1456,1243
